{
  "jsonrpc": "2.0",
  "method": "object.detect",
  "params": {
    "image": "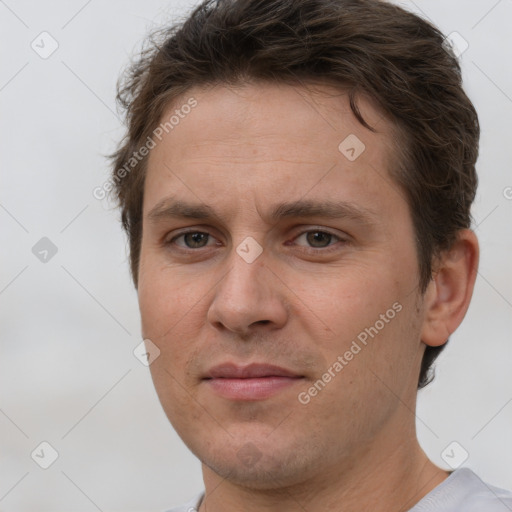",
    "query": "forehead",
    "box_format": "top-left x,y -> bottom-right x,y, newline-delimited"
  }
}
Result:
143,81 -> 403,218
155,81 -> 393,155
